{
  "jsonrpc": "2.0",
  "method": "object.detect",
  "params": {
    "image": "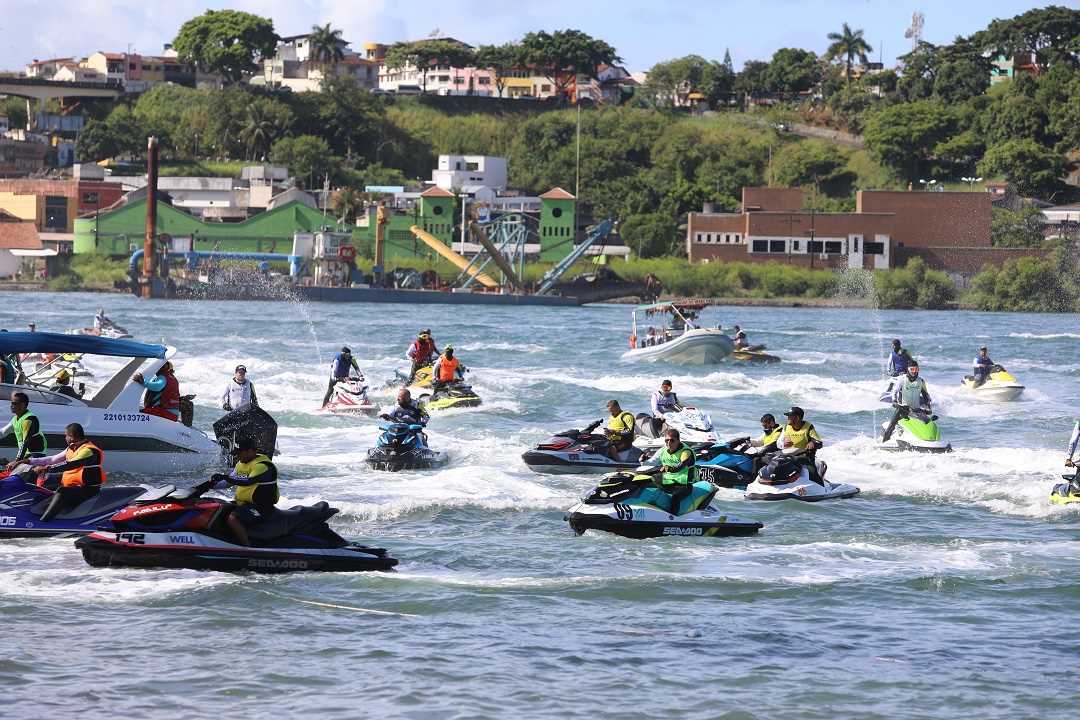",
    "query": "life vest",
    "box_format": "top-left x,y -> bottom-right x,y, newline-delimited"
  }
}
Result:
233,454 -> 280,508
629,333 -> 637,349
146,374 -> 181,412
759,426 -> 782,447
331,353 -> 355,379
782,422 -> 820,450
659,442 -> 698,486
606,411 -> 636,440
12,410 -> 47,454
224,379 -> 254,410
654,391 -> 679,414
61,441 -> 106,488
437,356 -> 460,382
896,377 -> 927,410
